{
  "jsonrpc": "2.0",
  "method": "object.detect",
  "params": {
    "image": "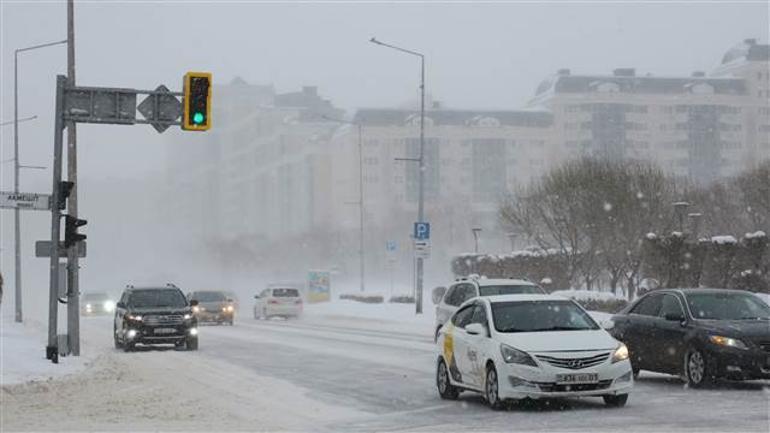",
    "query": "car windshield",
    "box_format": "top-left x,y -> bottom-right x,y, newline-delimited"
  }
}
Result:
129,289 -> 187,308
273,288 -> 299,297
492,300 -> 599,333
479,285 -> 544,296
685,292 -> 770,320
83,293 -> 109,301
194,291 -> 226,302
